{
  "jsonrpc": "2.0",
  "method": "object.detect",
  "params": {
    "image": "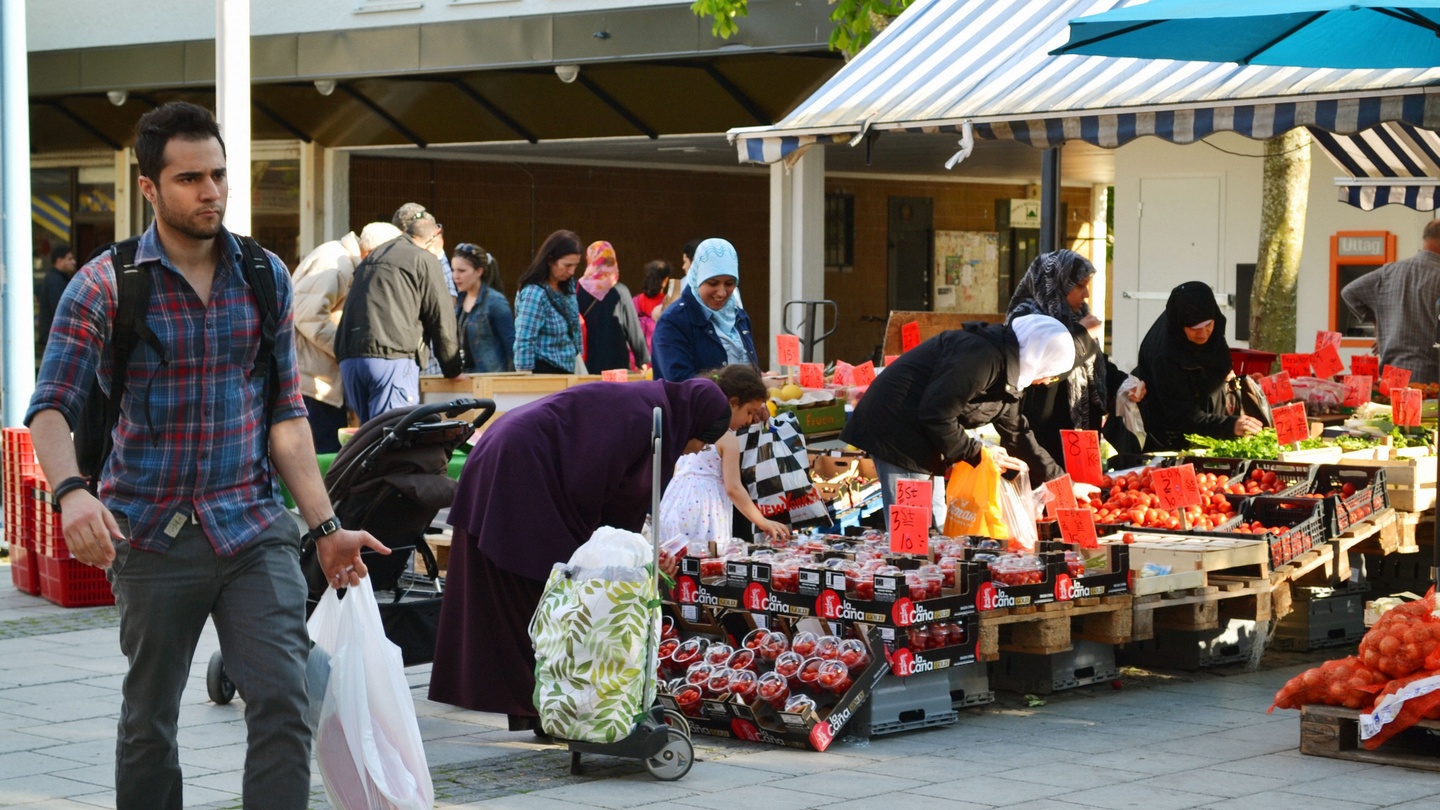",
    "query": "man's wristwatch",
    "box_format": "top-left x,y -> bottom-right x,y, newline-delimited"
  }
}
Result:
304,516 -> 342,543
